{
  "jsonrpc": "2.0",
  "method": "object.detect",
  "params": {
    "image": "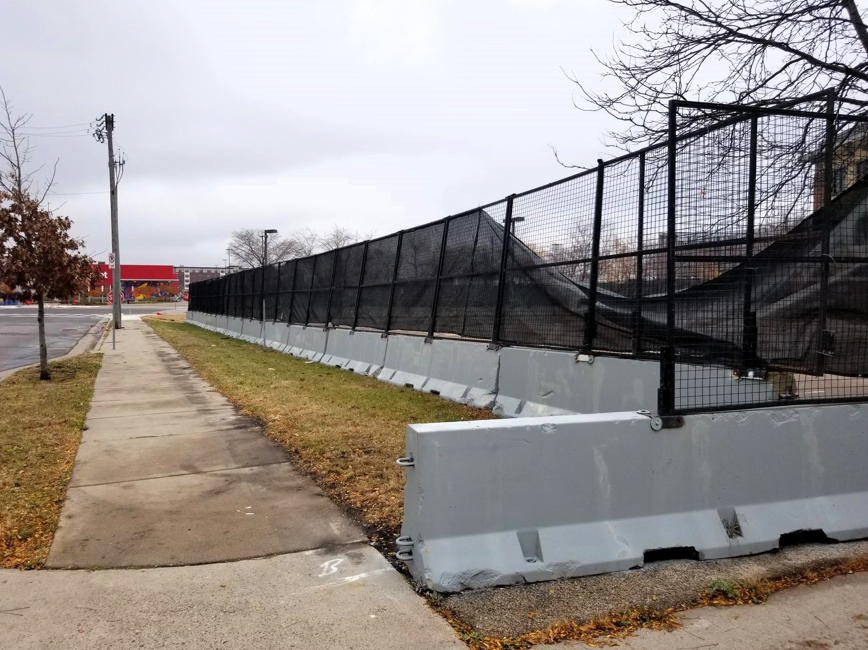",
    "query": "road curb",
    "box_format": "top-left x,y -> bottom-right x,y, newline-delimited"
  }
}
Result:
0,316 -> 110,383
